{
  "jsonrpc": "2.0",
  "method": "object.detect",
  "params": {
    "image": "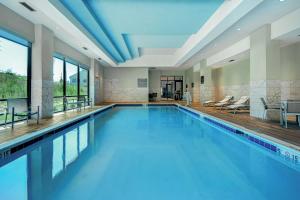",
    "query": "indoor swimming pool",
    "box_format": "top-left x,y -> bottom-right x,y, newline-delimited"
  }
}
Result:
0,106 -> 299,200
